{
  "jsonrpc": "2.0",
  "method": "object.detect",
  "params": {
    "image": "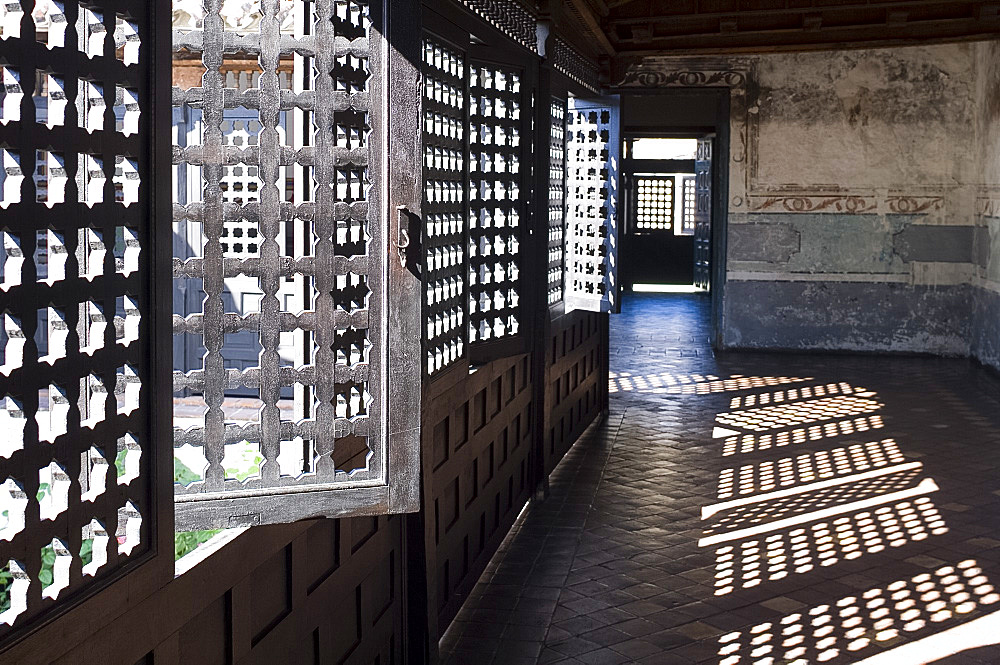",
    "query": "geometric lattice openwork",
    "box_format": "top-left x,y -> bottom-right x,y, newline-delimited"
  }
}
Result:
468,61 -> 525,344
171,0 -> 390,528
0,1 -> 153,634
565,97 -> 620,313
547,97 -> 566,306
681,175 -> 696,236
634,176 -> 673,232
422,38 -> 467,376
